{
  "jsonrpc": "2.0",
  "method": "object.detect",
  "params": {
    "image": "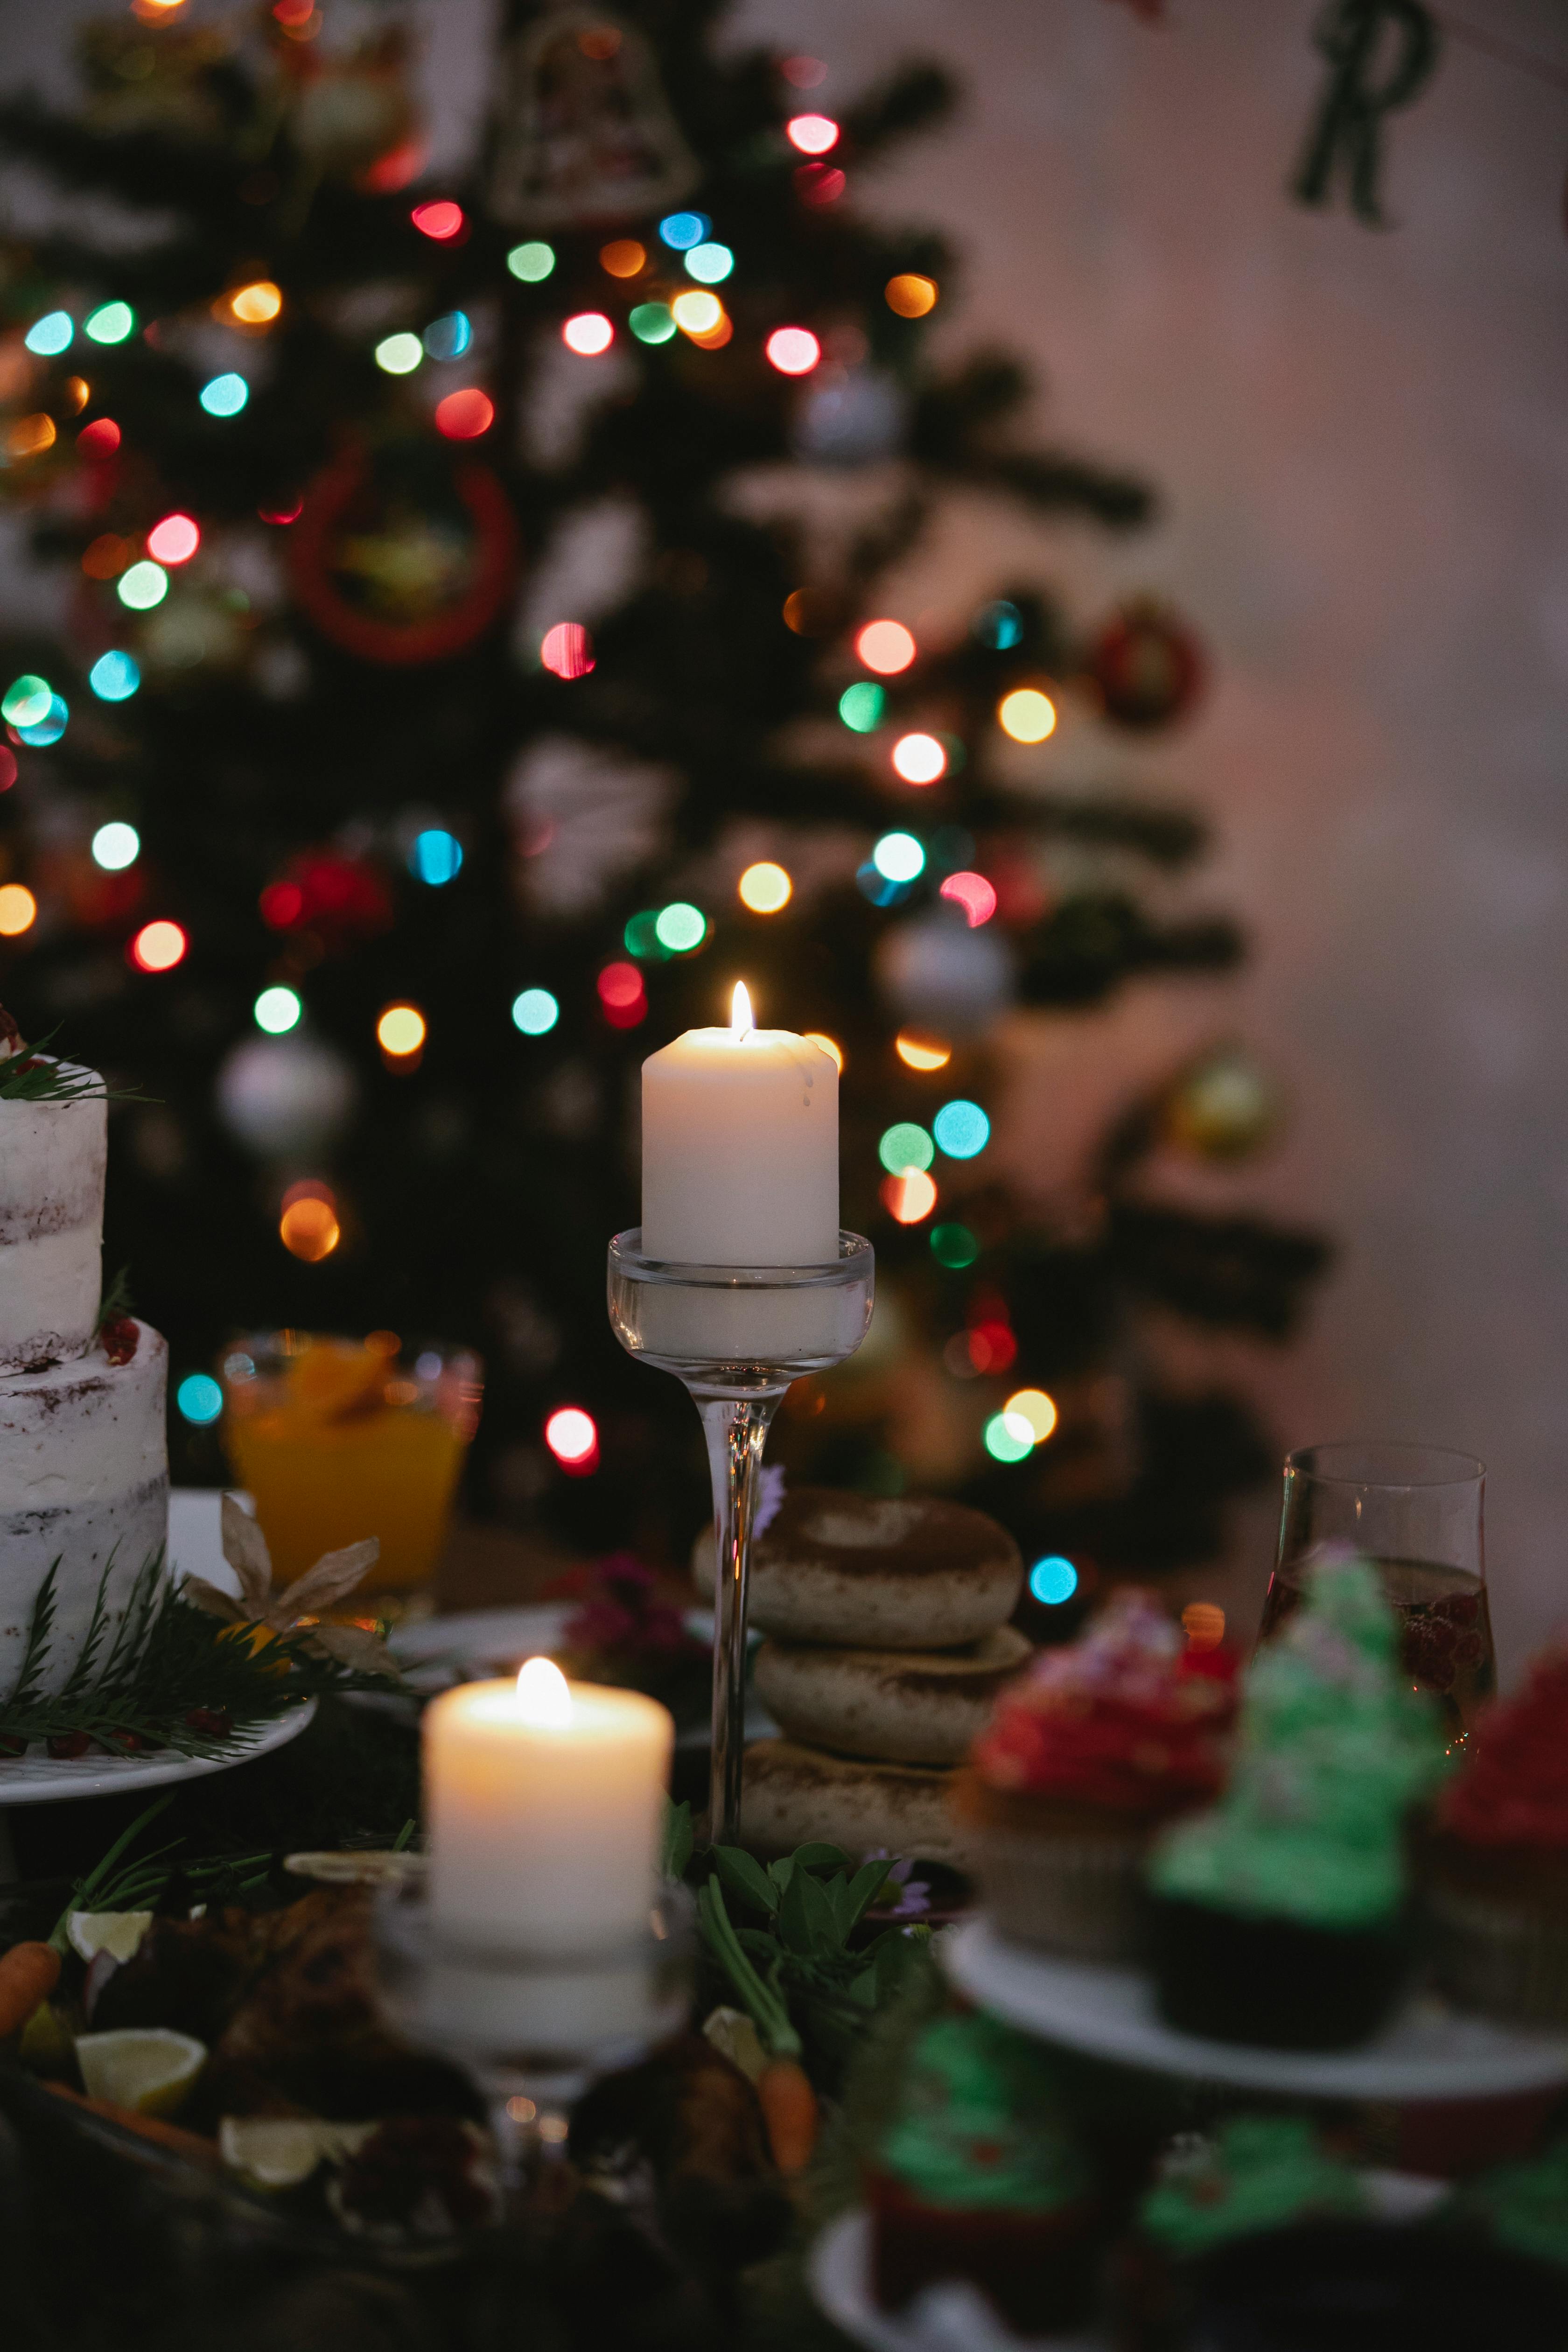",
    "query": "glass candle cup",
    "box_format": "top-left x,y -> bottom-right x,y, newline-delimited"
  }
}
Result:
219,1331 -> 482,1608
